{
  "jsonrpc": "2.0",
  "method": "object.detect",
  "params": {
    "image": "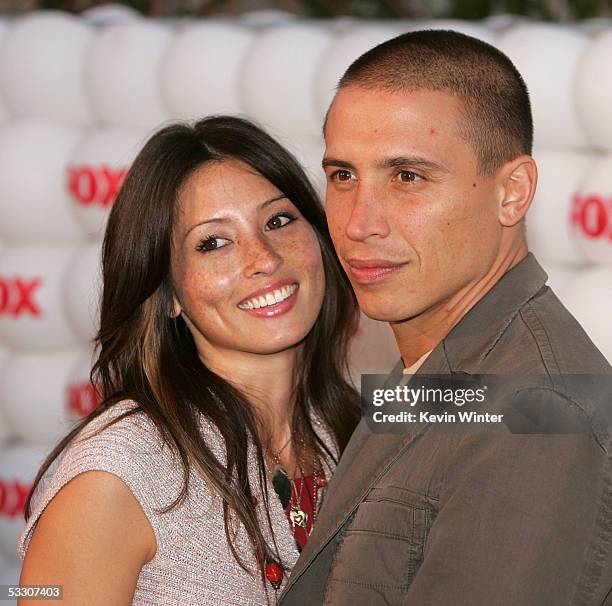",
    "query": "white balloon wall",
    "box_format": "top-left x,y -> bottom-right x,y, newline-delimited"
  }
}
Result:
0,11 -> 611,585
